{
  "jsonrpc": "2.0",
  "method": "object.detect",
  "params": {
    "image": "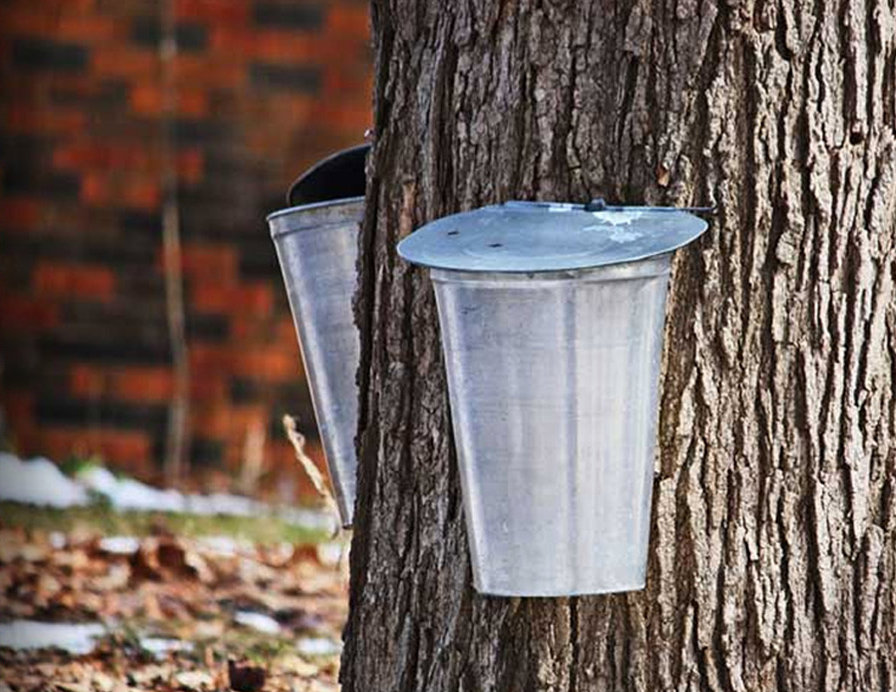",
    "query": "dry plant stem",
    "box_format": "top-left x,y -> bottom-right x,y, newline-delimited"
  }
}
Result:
283,415 -> 342,529
160,0 -> 189,485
